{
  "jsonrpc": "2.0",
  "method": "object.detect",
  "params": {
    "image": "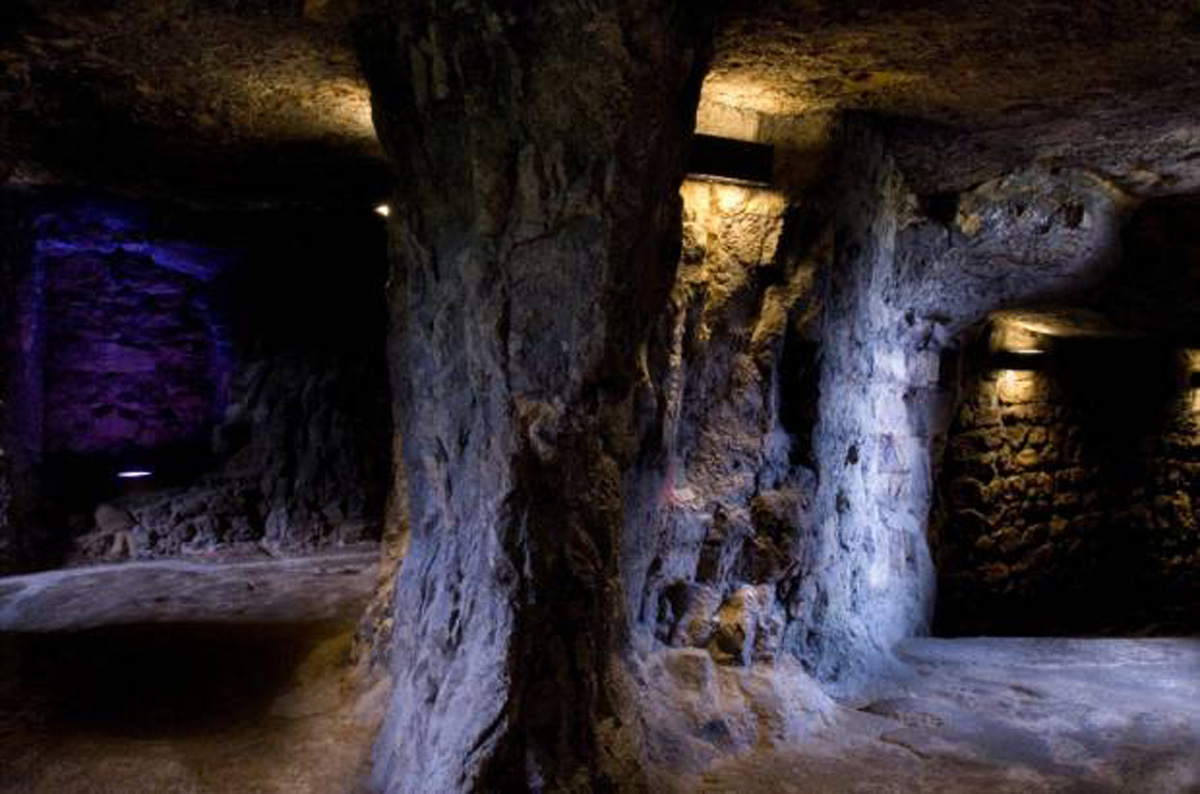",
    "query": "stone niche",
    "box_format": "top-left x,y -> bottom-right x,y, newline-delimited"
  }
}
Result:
3,191 -> 392,569
934,325 -> 1198,635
